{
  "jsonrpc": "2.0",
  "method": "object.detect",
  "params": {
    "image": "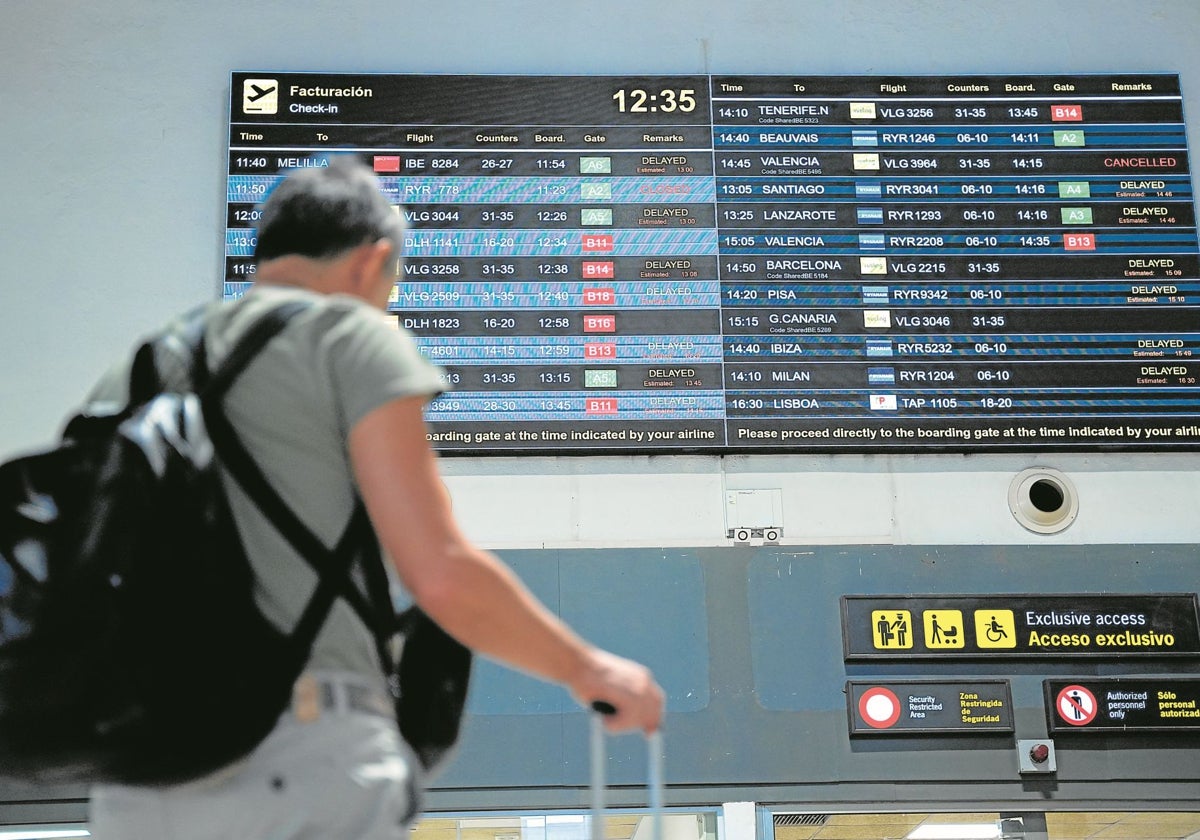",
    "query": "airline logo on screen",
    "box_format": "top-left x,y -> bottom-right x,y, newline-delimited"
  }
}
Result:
243,79 -> 279,114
